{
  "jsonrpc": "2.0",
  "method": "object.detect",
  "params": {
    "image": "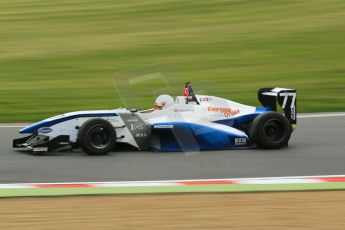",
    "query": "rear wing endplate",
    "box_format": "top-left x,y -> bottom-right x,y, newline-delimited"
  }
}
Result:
258,88 -> 297,128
